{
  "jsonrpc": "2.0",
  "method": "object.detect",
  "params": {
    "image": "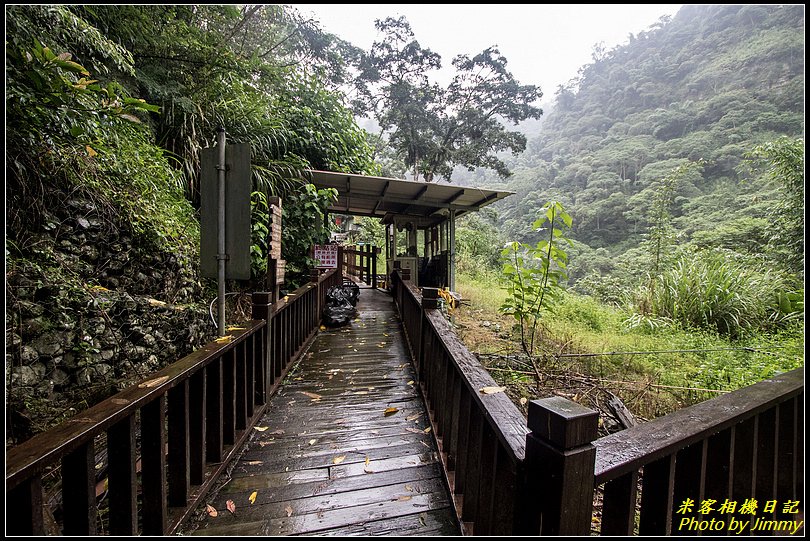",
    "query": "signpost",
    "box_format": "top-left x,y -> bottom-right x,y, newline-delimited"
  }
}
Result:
200,132 -> 251,335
